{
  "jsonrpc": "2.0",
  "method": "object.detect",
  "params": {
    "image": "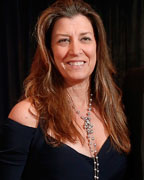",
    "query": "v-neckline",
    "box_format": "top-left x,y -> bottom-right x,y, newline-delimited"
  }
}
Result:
62,136 -> 110,159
